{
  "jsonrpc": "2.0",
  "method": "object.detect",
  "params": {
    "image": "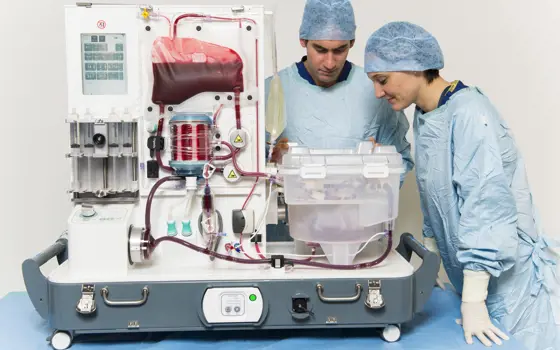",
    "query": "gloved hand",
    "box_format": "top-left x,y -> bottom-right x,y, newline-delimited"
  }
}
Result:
457,270 -> 510,346
423,236 -> 446,290
270,137 -> 289,163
